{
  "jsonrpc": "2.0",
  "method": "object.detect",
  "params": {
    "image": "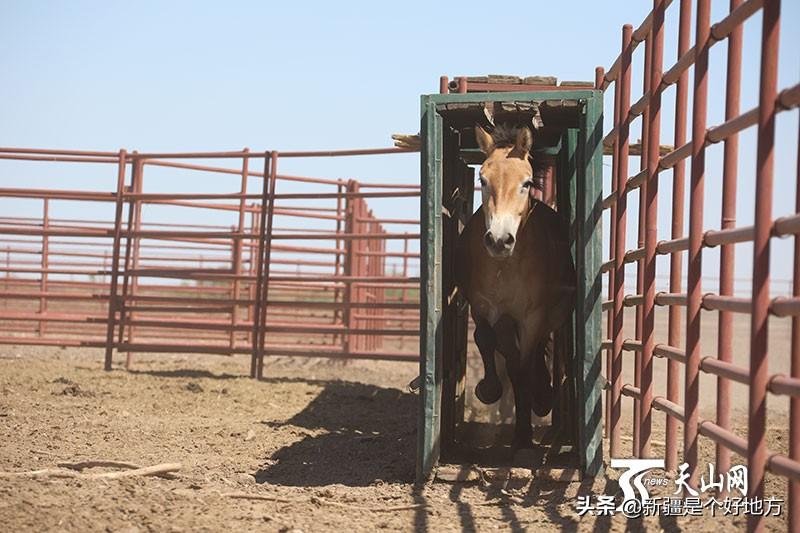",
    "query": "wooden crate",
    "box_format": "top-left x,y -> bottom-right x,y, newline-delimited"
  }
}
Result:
418,89 -> 604,481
